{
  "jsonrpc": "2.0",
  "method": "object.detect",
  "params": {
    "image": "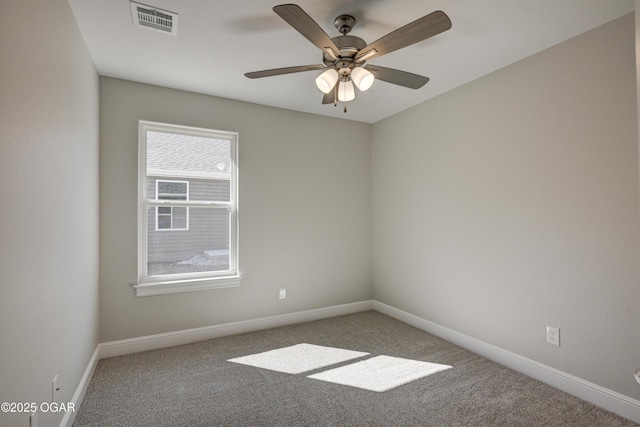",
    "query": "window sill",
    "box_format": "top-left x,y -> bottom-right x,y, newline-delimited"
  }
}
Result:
132,275 -> 241,297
